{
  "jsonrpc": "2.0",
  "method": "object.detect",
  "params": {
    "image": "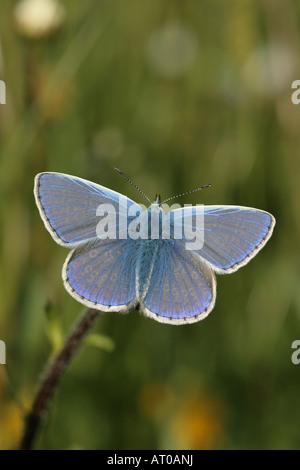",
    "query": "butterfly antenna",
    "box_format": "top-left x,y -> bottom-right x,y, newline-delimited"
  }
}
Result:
114,168 -> 151,203
161,184 -> 211,204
